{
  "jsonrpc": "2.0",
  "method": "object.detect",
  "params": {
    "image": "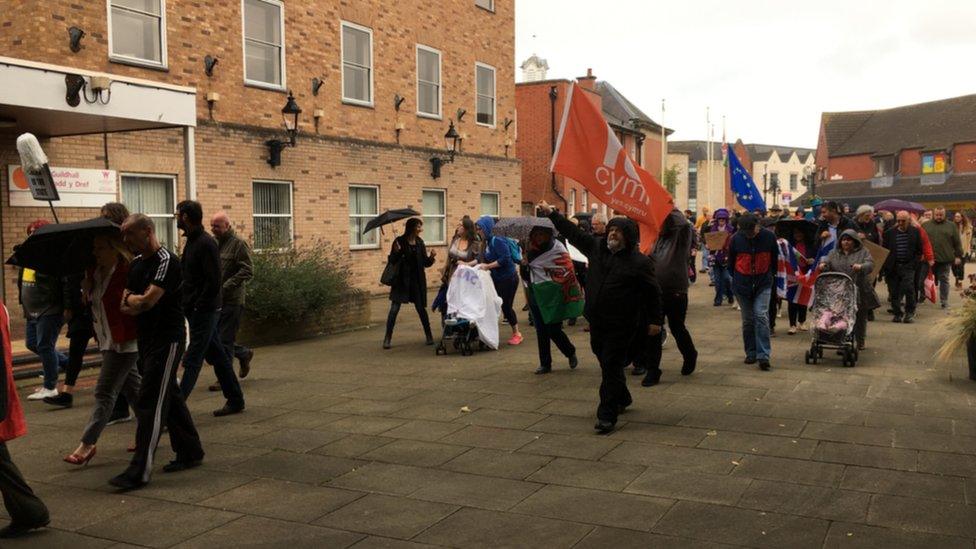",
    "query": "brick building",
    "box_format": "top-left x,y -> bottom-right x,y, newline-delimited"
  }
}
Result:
801,94 -> 976,209
0,0 -> 520,314
515,65 -> 670,216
